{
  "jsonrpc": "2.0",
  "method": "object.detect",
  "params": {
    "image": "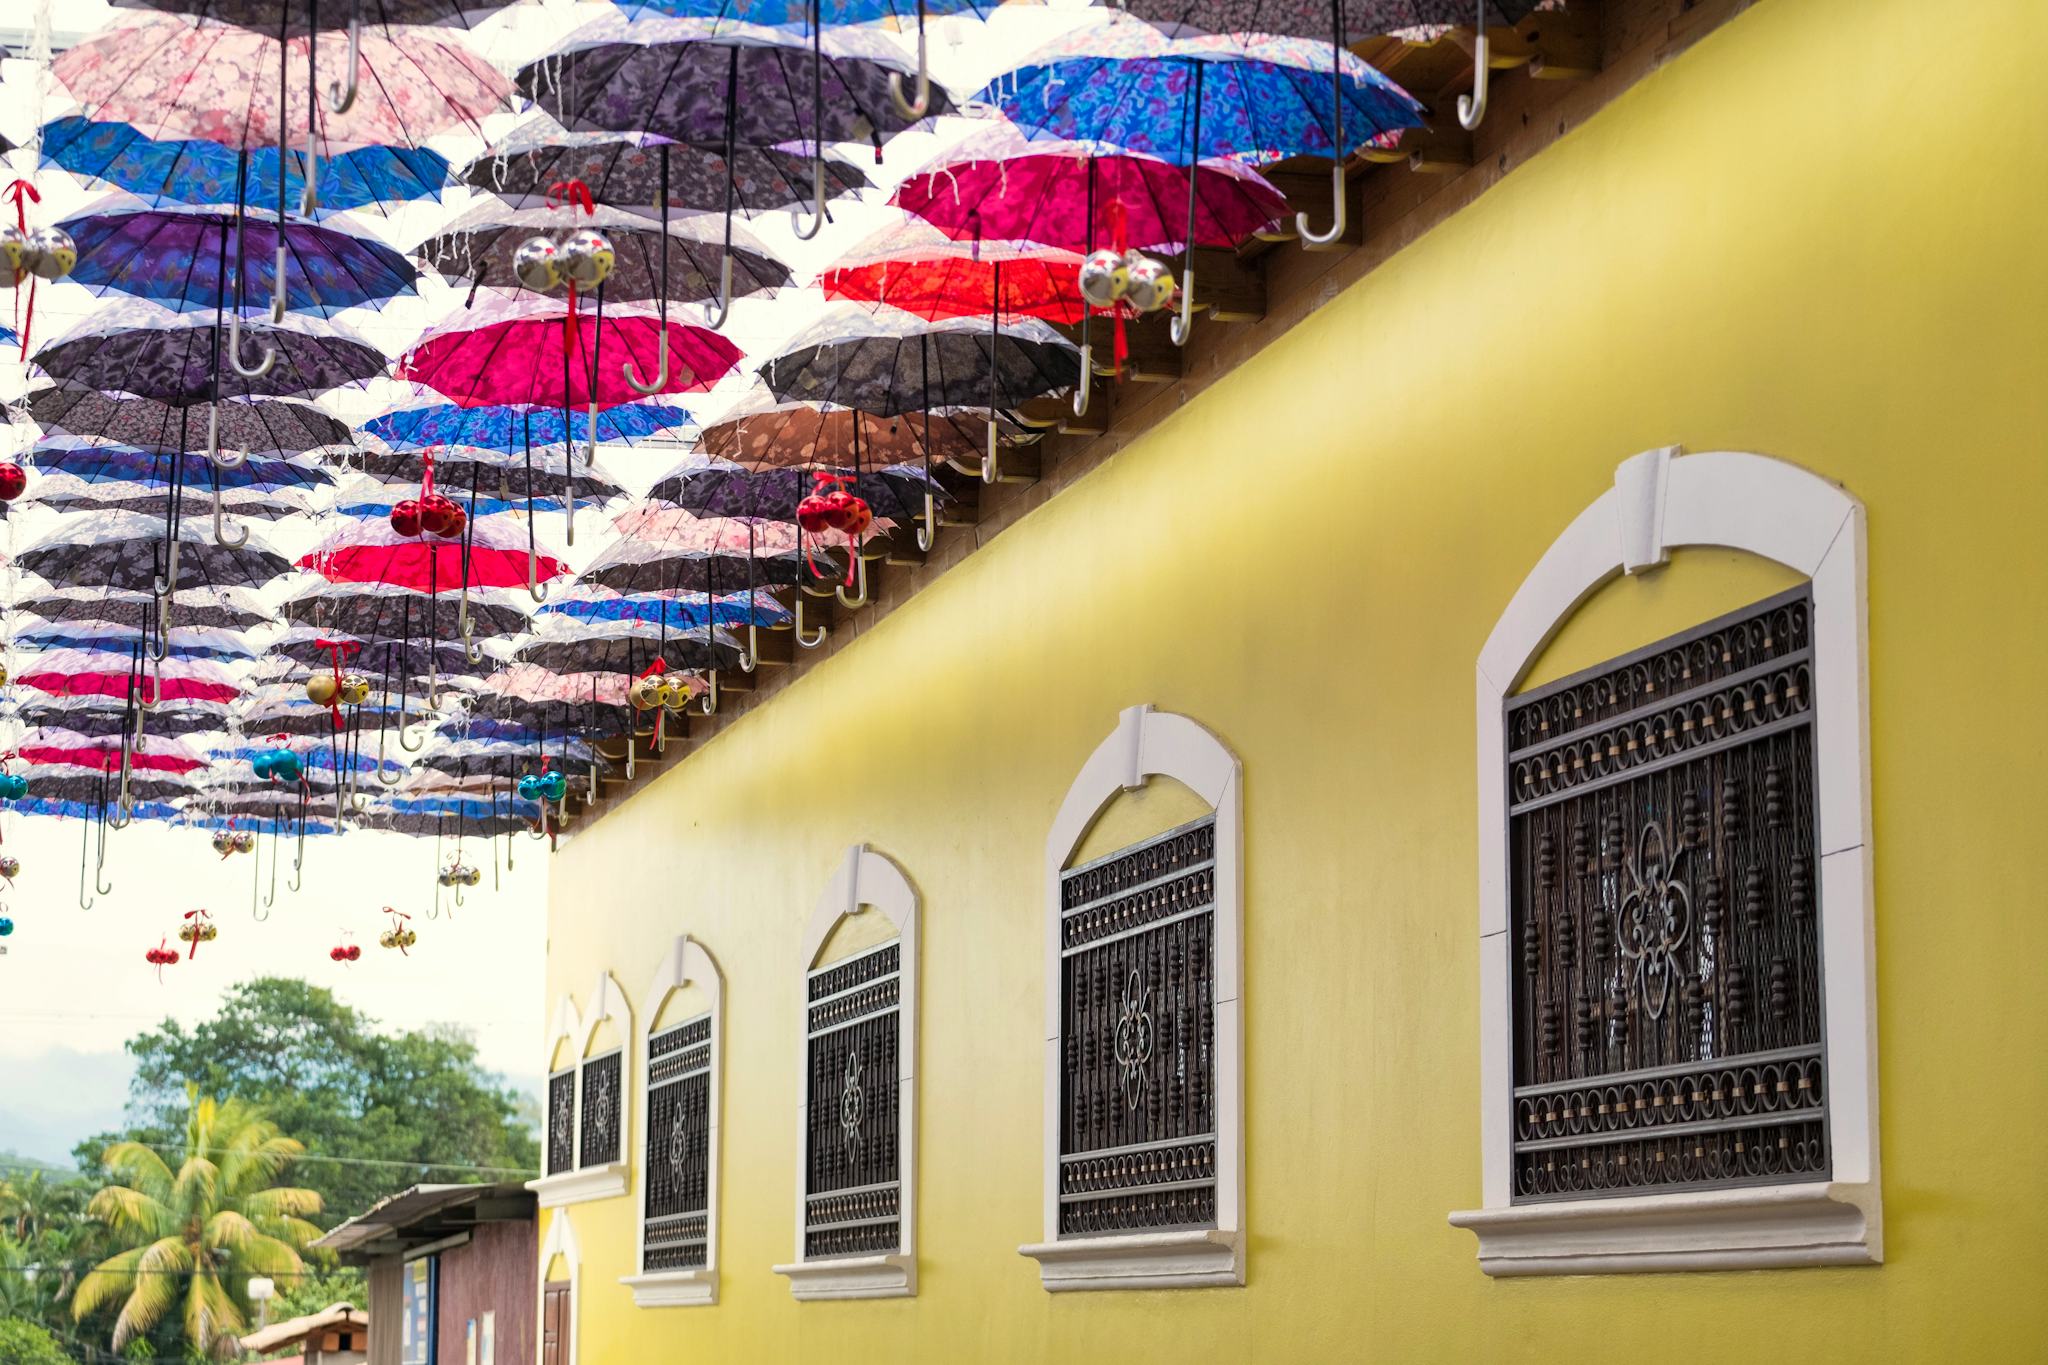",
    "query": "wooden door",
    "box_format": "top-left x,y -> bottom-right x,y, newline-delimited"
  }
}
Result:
541,1283 -> 569,1365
